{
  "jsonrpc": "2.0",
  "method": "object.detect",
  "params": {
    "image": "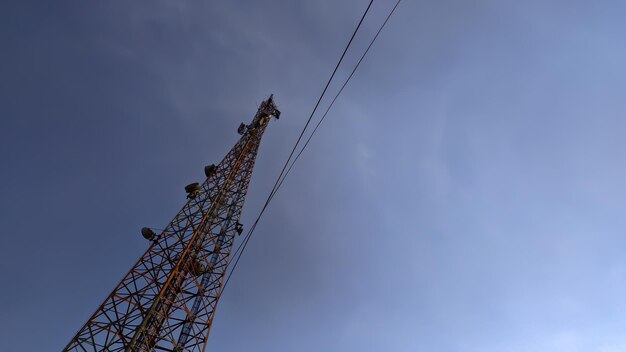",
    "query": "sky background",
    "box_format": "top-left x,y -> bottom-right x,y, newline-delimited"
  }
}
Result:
1,1 -> 626,351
